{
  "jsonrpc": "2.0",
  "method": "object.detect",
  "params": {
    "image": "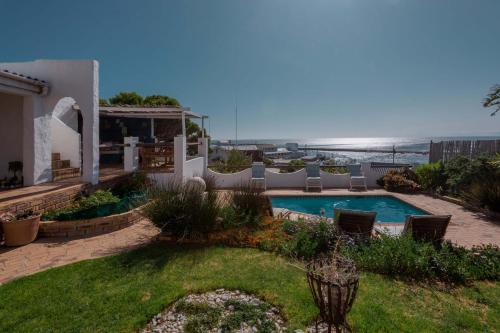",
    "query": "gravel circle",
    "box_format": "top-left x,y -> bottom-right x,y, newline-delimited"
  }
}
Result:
141,289 -> 287,333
